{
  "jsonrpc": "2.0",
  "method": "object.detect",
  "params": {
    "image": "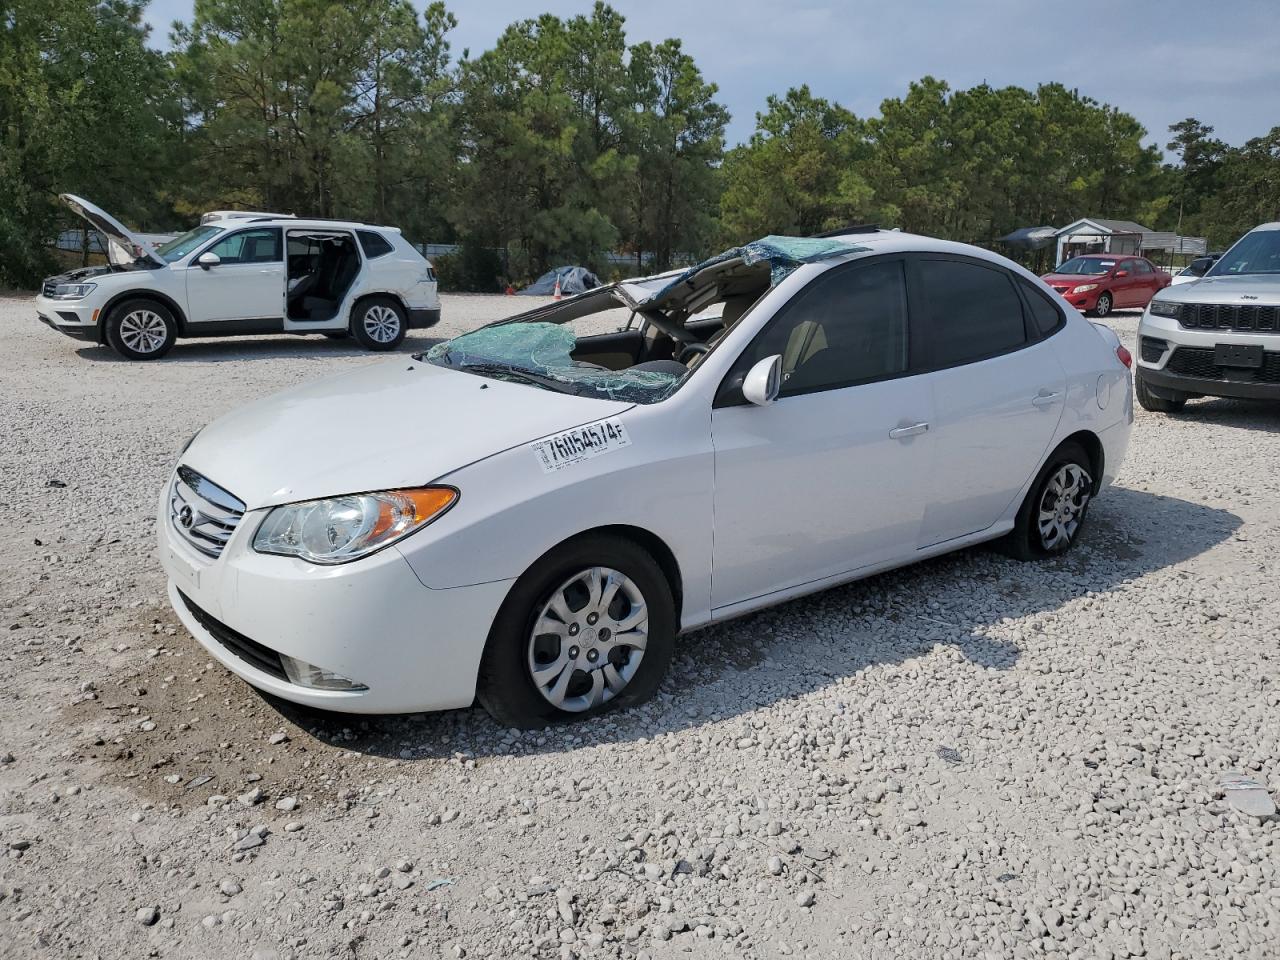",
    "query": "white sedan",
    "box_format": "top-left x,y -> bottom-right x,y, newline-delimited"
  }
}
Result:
159,230 -> 1133,726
